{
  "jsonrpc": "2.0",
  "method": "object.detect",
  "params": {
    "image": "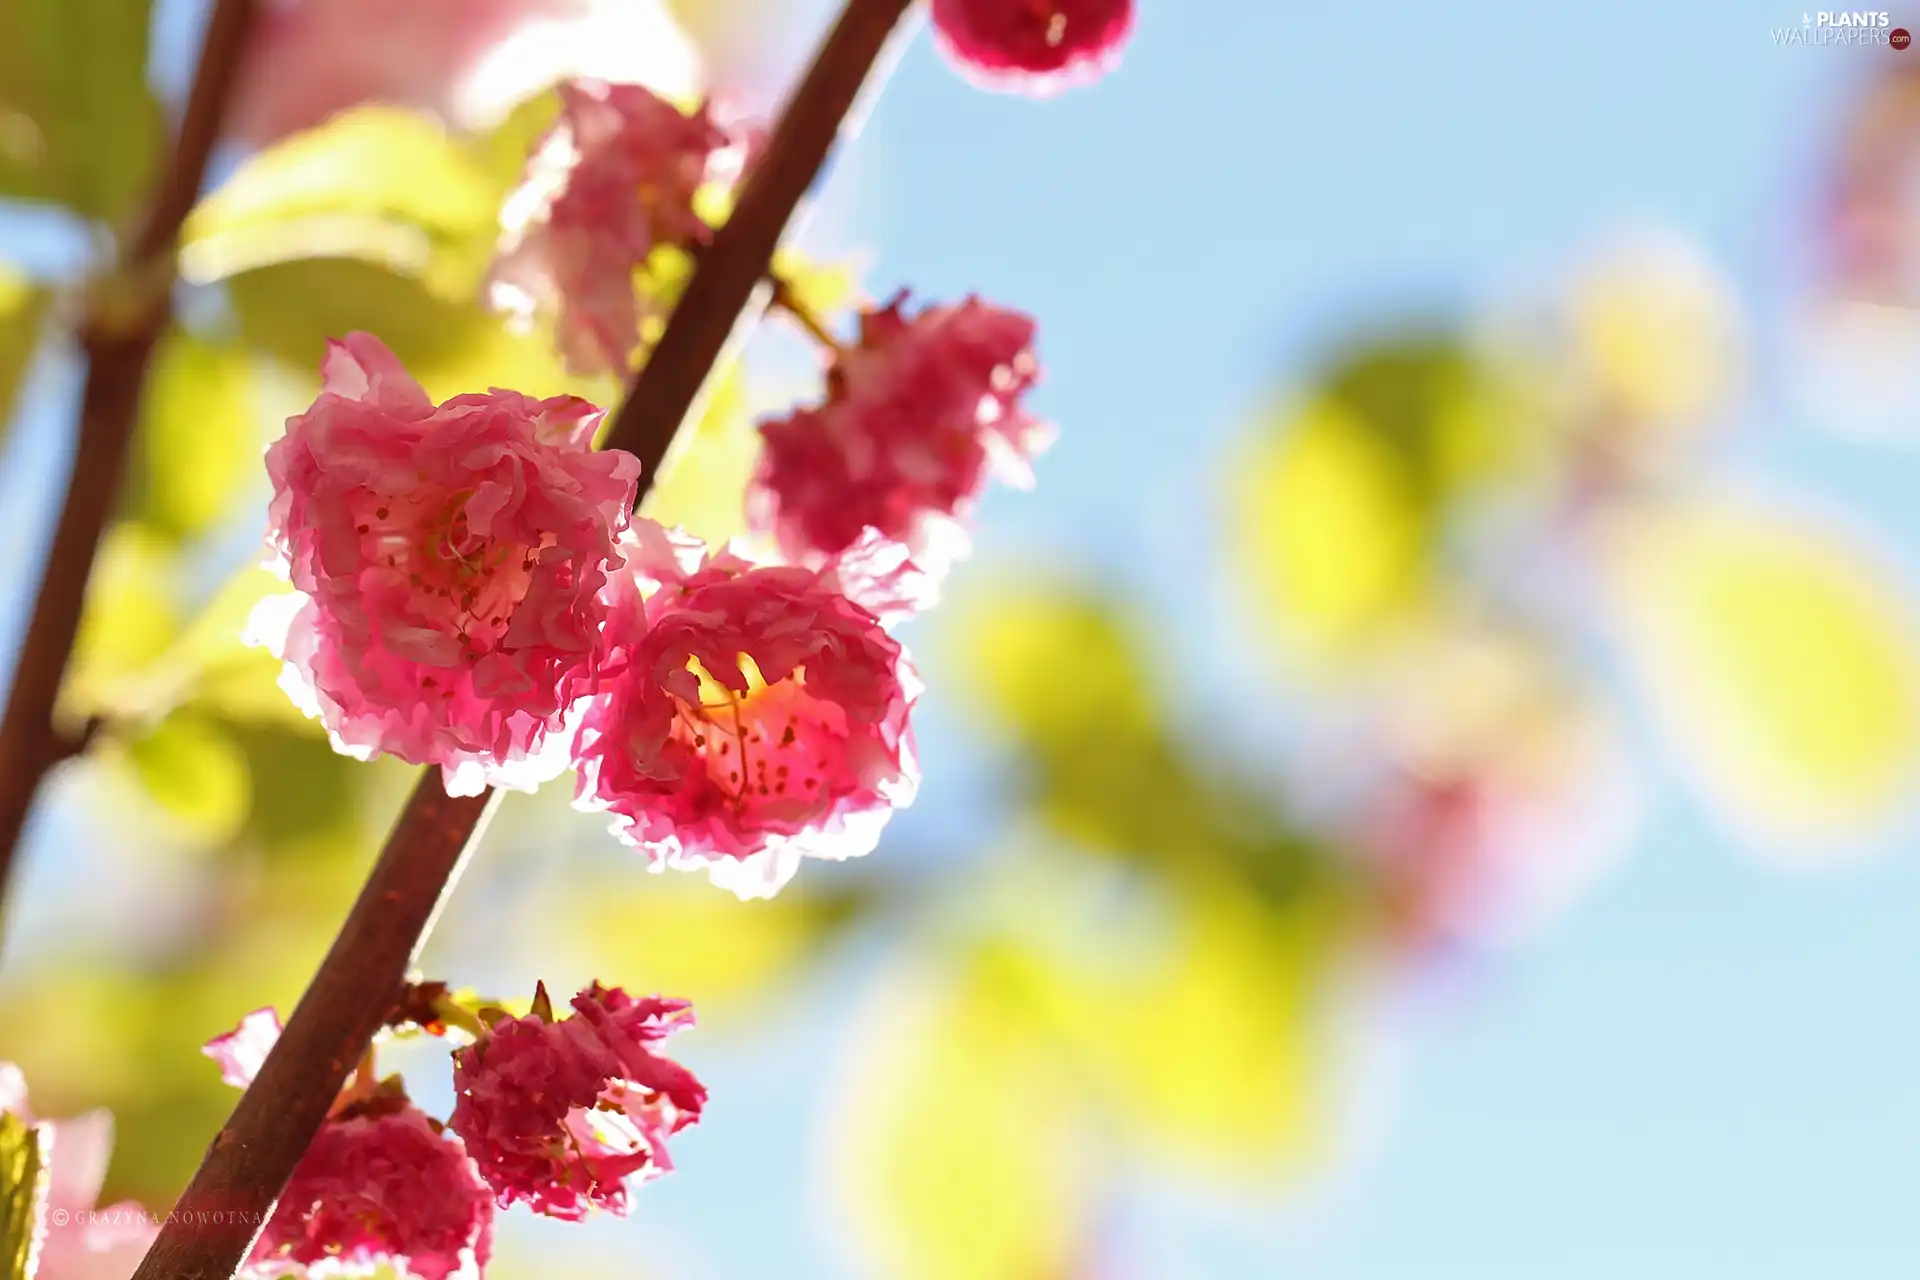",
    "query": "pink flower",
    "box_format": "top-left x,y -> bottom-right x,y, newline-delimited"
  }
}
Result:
489,79 -> 734,376
253,332 -> 640,795
247,1111 -> 493,1280
750,293 -> 1049,616
929,0 -> 1134,96
227,0 -> 702,147
571,522 -> 921,898
0,1064 -> 157,1280
205,1012 -> 495,1280
449,984 -> 705,1220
